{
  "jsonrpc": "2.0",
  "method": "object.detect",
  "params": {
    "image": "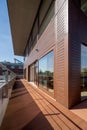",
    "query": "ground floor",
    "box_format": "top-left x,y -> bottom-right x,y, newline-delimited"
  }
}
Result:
1,79 -> 87,130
